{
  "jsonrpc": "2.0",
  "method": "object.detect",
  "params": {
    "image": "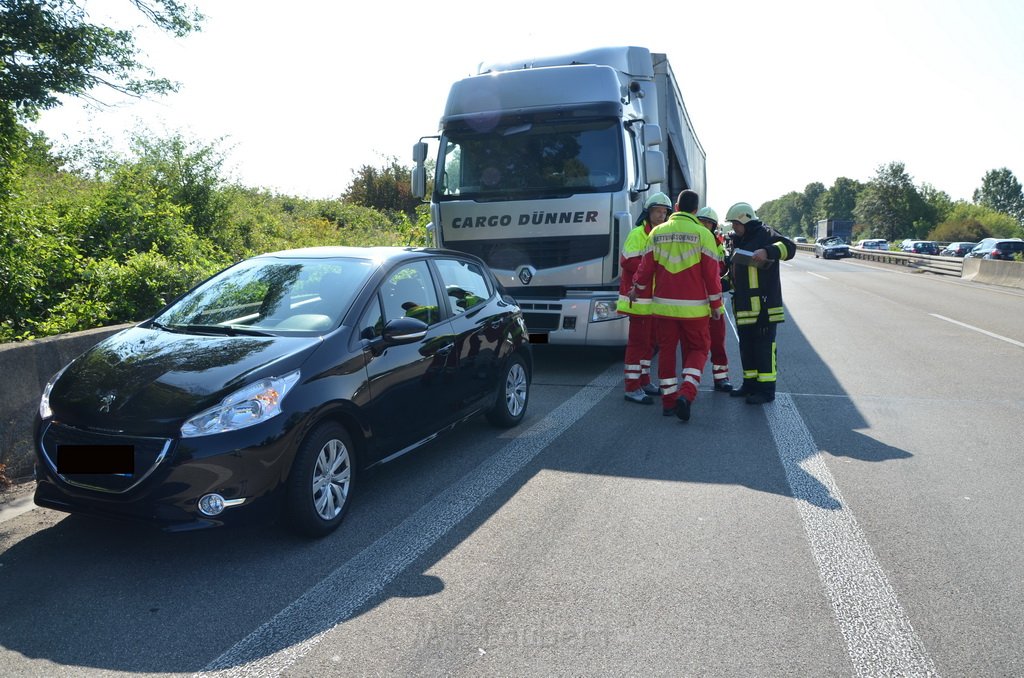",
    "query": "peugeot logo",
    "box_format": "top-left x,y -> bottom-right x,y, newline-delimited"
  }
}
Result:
98,392 -> 117,413
517,265 -> 536,286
